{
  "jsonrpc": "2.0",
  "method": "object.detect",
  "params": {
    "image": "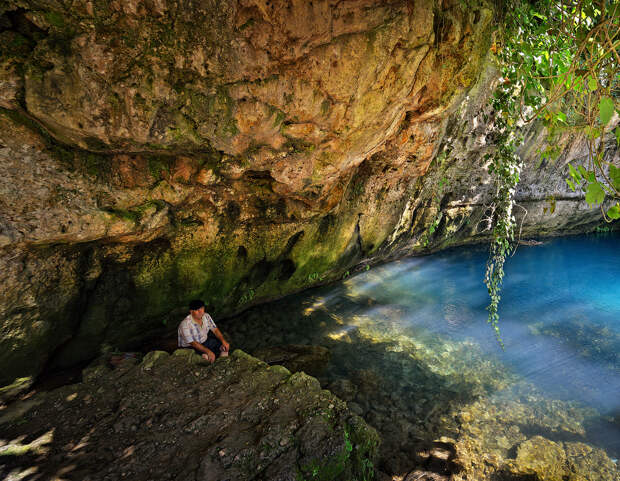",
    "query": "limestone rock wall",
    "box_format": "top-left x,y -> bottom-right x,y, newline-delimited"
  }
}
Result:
0,0 -> 615,384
